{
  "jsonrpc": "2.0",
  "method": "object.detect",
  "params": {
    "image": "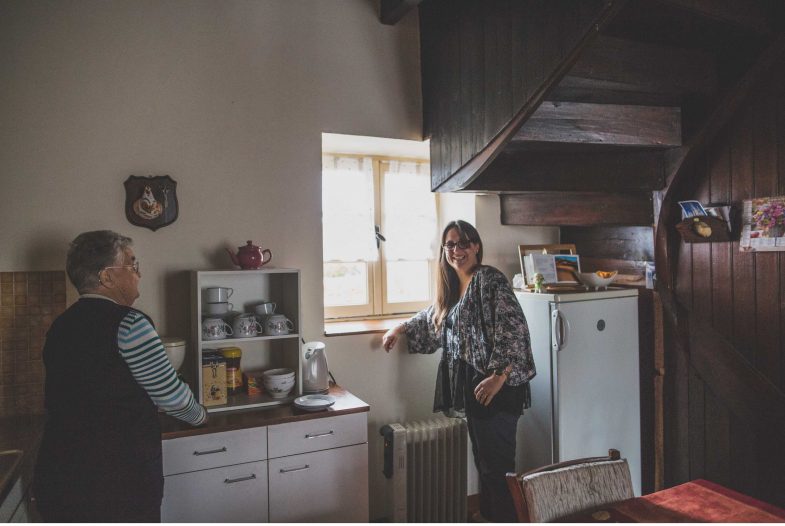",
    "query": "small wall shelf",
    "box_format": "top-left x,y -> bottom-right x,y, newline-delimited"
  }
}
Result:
675,215 -> 732,243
